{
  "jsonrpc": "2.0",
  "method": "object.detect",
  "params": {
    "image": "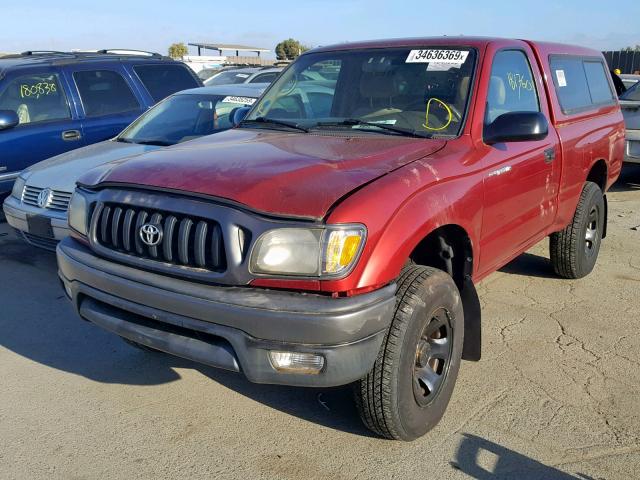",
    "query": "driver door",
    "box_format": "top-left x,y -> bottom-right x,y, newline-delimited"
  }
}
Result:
479,48 -> 561,273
